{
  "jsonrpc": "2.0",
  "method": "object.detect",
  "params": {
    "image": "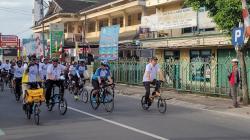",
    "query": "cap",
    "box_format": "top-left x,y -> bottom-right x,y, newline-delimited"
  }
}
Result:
231,59 -> 239,62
